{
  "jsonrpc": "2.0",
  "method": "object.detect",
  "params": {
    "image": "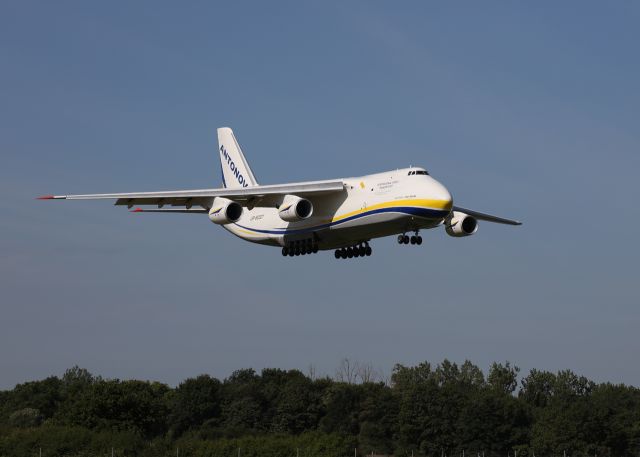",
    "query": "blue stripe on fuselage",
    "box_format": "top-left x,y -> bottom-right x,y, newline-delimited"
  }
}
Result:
233,206 -> 449,235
